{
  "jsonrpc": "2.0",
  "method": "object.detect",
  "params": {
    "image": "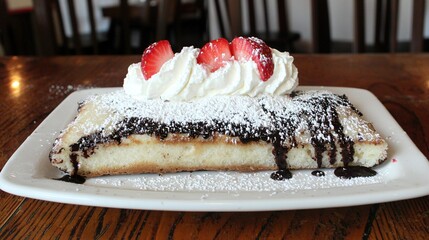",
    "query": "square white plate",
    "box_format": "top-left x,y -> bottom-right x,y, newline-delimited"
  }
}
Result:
1,87 -> 428,211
